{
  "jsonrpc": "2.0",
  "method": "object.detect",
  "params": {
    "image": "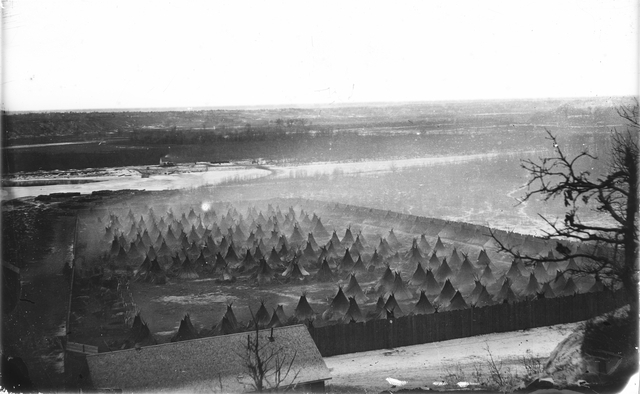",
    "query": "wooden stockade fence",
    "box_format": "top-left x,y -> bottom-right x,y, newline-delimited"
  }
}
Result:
309,290 -> 627,357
